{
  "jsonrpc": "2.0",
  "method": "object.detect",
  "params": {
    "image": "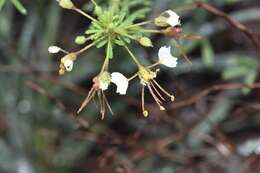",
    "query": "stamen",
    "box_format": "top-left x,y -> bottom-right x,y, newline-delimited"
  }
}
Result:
150,82 -> 165,101
152,80 -> 175,102
147,61 -> 160,69
147,84 -> 164,108
77,88 -> 96,114
171,95 -> 175,102
102,91 -> 114,115
141,86 -> 148,117
143,111 -> 149,117
160,106 -> 166,111
98,91 -> 105,120
128,73 -> 138,81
